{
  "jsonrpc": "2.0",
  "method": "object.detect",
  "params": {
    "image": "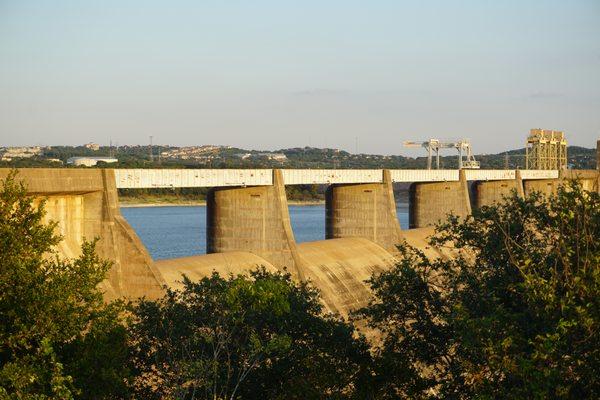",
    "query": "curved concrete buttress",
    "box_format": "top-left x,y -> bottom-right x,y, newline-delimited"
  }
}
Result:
152,239 -> 396,317
295,238 -> 397,317
154,252 -> 278,291
400,226 -> 460,260
153,230 -> 453,317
